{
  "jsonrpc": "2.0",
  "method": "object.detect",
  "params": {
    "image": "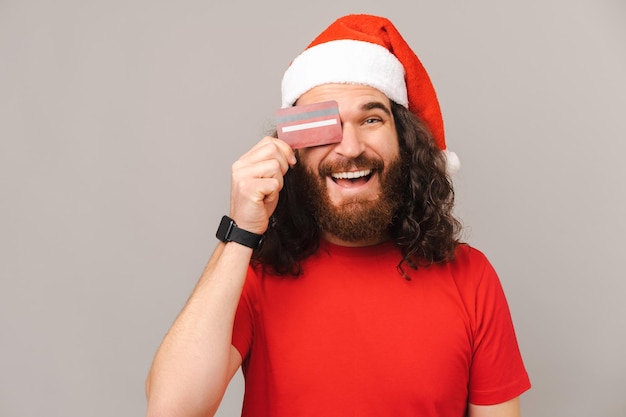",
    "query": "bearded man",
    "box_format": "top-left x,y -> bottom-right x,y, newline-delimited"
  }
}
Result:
145,14 -> 531,417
